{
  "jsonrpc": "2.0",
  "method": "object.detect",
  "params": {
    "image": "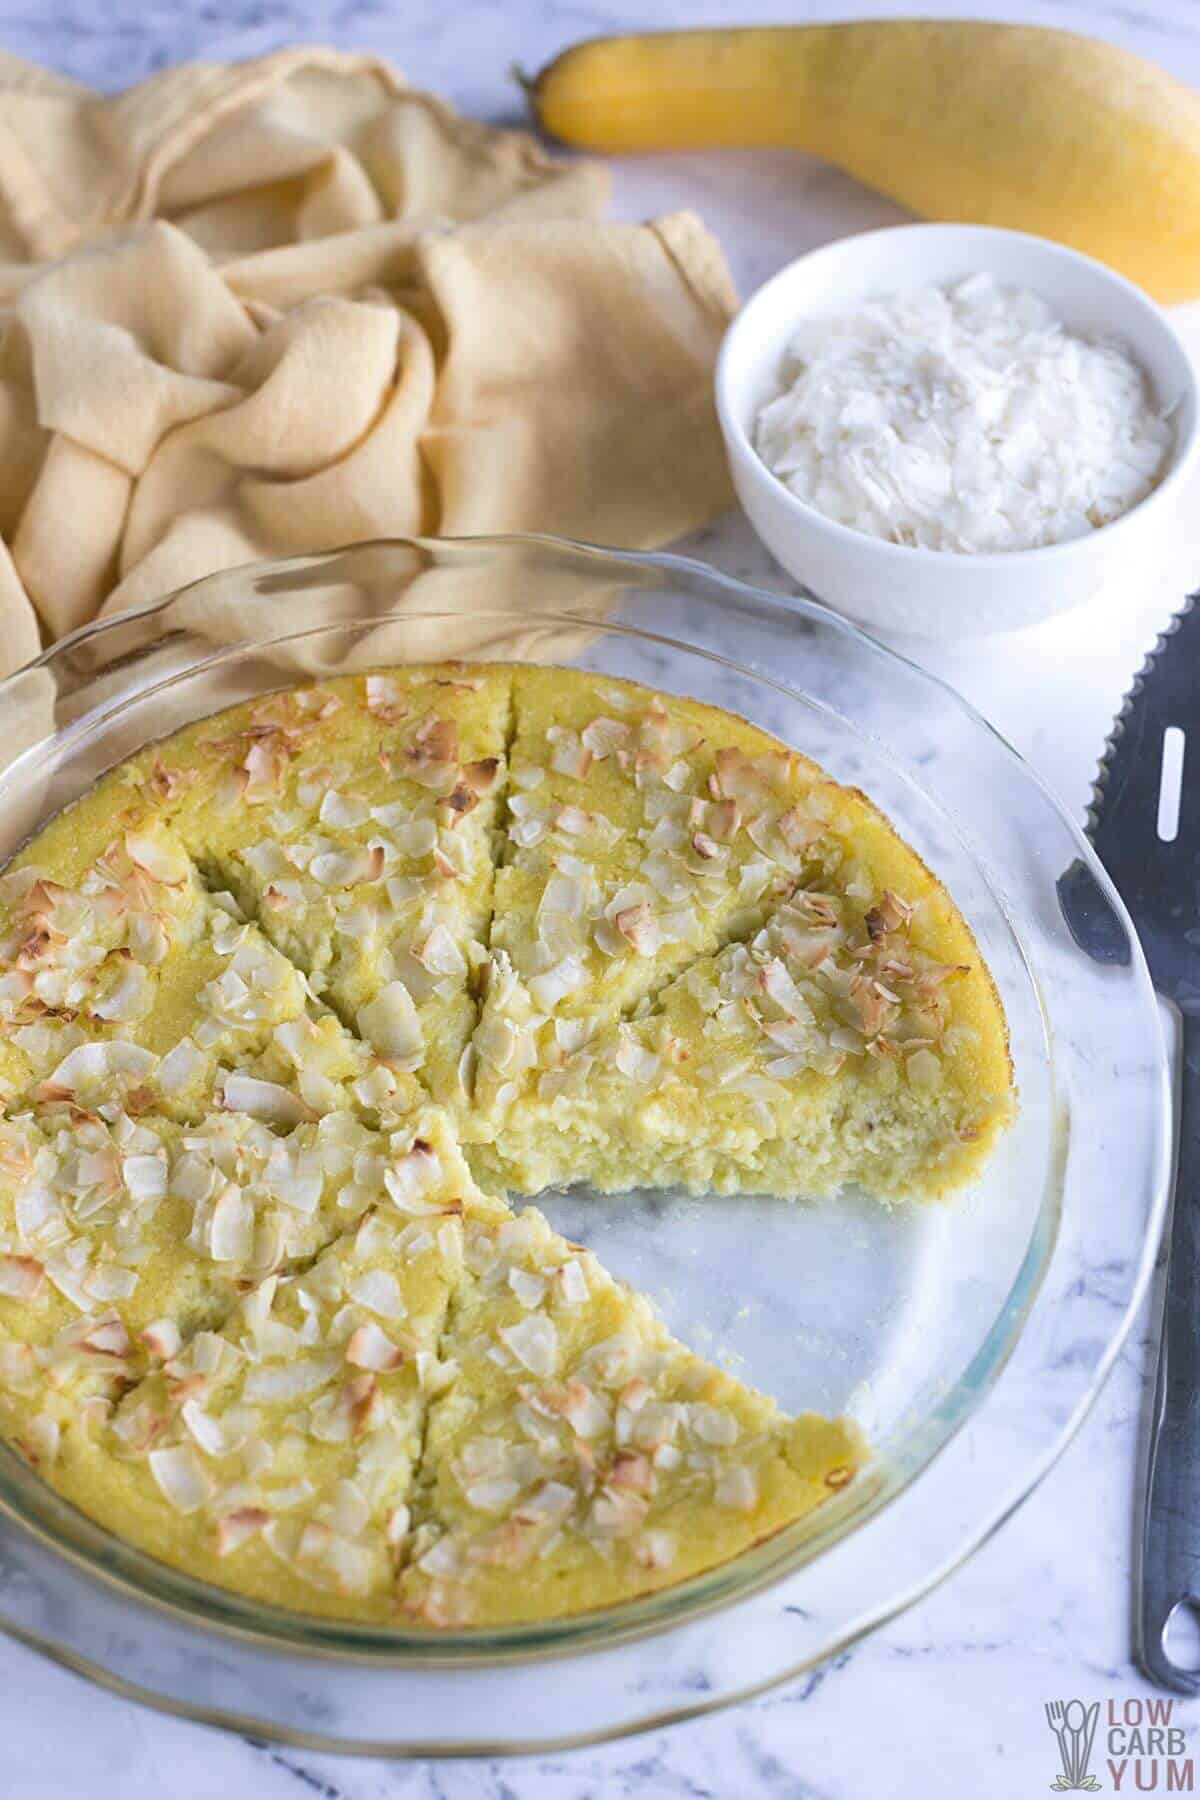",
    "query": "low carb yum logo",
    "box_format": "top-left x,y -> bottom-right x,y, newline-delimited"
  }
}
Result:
1106,1698 -> 1193,1792
1046,1699 -> 1194,1792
